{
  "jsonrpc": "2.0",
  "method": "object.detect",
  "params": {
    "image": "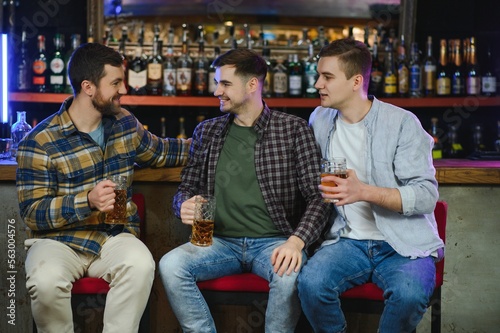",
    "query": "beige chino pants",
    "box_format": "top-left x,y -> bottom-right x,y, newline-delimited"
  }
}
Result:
25,233 -> 155,333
